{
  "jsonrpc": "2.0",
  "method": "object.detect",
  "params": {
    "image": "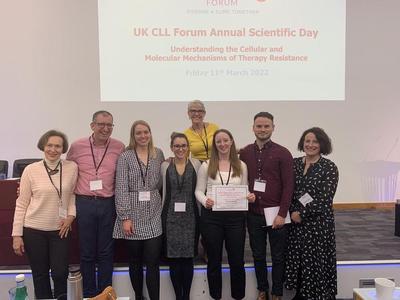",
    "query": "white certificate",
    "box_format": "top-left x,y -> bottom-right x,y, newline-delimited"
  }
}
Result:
212,185 -> 248,211
263,206 -> 291,227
